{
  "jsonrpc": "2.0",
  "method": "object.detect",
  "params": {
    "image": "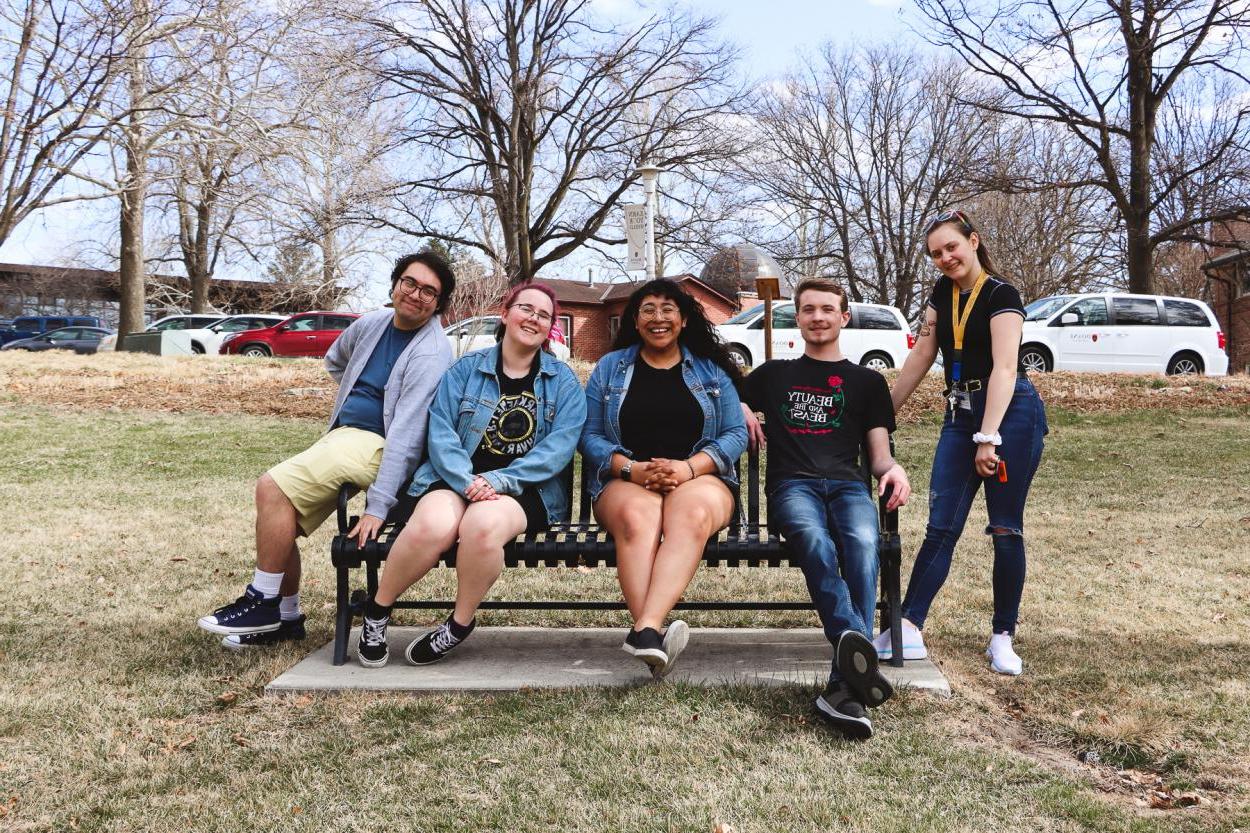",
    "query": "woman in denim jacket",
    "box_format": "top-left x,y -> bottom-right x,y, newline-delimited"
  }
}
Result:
581,278 -> 748,678
879,210 -> 1047,677
356,283 -> 585,668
